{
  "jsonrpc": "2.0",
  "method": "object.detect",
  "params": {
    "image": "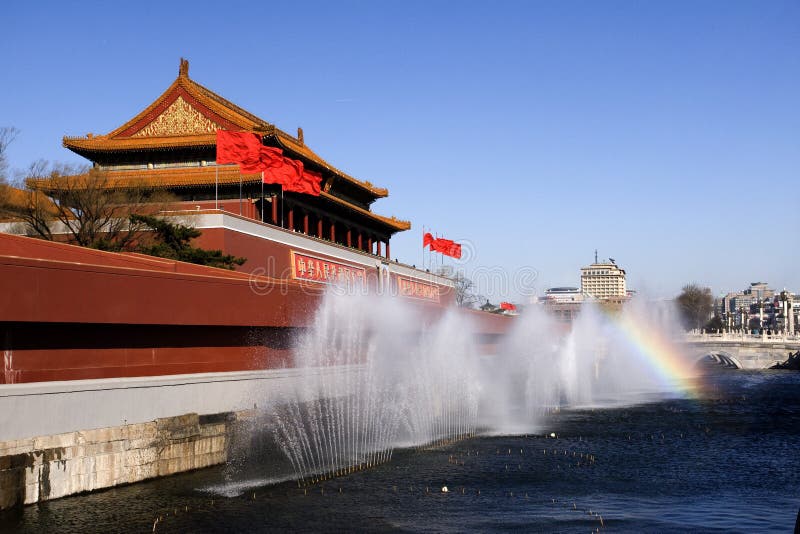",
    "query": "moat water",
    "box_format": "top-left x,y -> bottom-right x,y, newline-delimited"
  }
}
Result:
2,370 -> 798,533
